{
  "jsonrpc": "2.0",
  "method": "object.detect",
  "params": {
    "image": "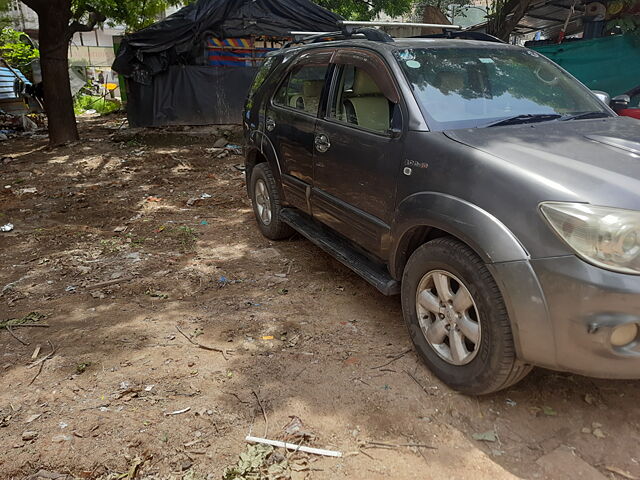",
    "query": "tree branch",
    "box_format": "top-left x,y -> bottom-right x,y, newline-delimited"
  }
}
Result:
67,11 -> 107,40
